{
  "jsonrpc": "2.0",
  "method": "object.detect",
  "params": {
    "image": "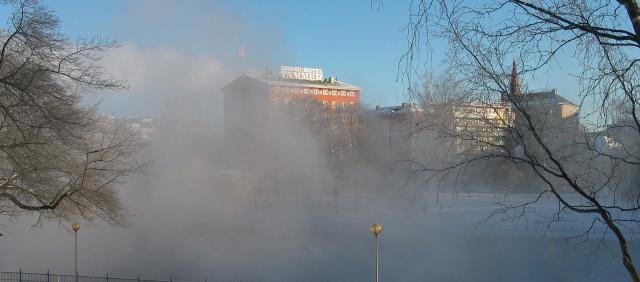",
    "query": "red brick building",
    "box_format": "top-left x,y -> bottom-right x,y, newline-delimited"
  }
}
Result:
223,67 -> 359,111
221,66 -> 361,161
